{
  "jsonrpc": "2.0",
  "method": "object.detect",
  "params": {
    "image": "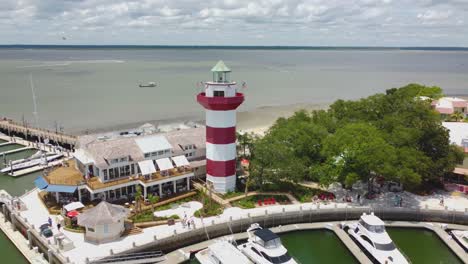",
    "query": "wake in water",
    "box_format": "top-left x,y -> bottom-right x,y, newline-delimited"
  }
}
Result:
17,60 -> 125,68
